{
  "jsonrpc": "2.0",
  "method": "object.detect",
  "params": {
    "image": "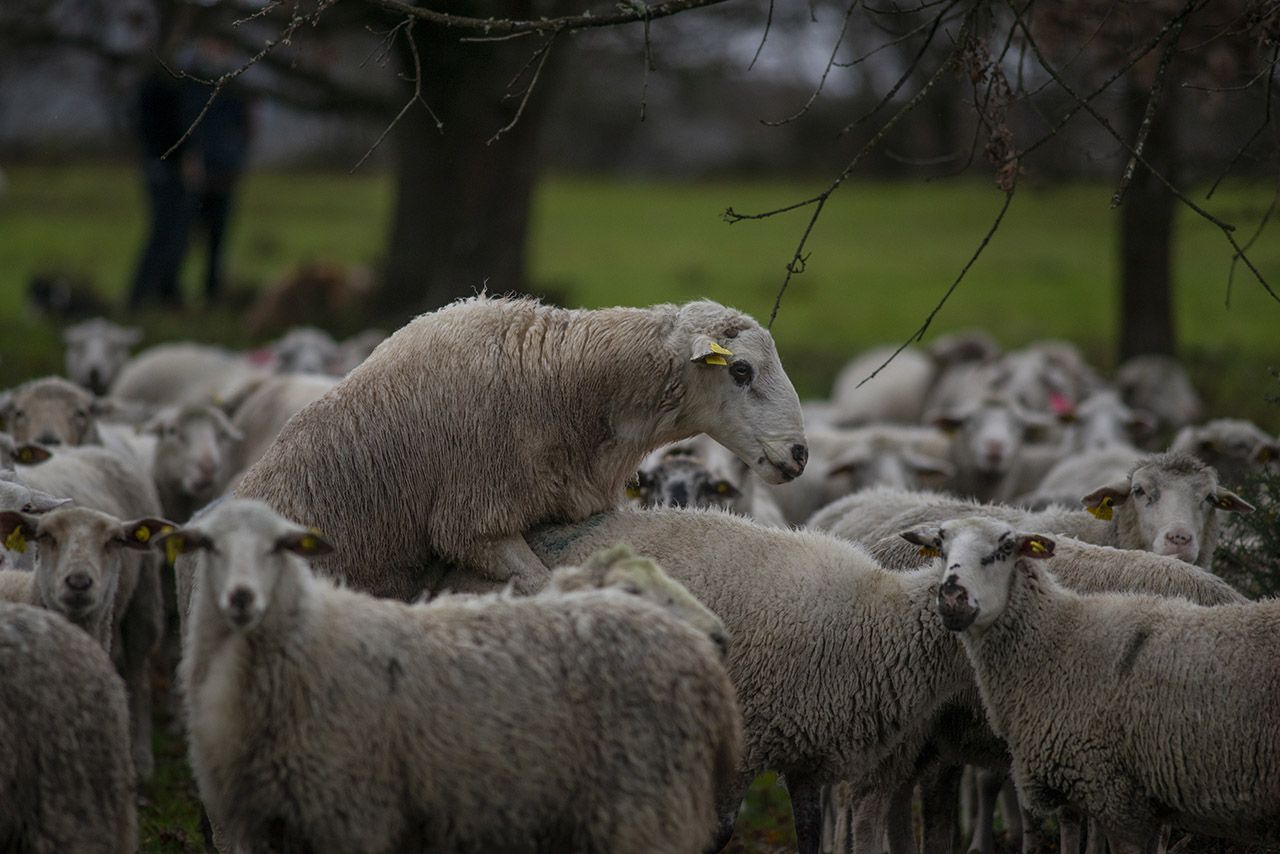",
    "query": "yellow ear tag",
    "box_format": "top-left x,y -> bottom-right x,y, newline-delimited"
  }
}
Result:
715,482 -> 730,495
300,535 -> 319,553
1087,496 -> 1114,521
709,342 -> 733,356
918,546 -> 941,558
5,528 -> 26,554
1028,539 -> 1048,554
16,448 -> 34,464
134,525 -> 151,543
625,485 -> 642,499
164,536 -> 184,565
703,354 -> 728,366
